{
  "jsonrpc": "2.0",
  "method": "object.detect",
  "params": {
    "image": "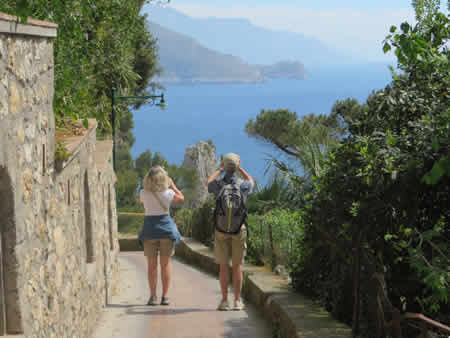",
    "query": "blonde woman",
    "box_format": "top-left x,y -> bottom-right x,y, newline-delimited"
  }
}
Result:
138,165 -> 184,306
